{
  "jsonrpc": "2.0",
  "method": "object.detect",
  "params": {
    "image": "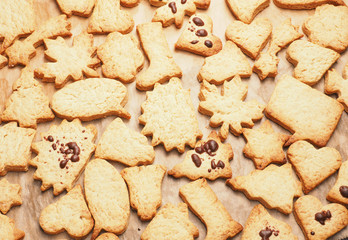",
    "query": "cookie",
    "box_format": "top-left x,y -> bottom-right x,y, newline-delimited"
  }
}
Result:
168,131 -> 234,180
149,0 -> 168,6
294,195 -> 348,240
152,0 -> 210,28
242,120 -> 290,170
226,0 -> 270,24
96,233 -> 120,240
84,159 -> 130,239
39,185 -> 94,239
286,40 -> 340,86
30,119 -> 97,195
179,178 -> 243,240
95,118 -> 155,166
325,65 -> 348,112
0,55 -> 8,70
227,164 -> 302,214
241,204 -> 298,240
197,41 -> 252,85
273,0 -> 345,9
287,140 -> 342,194
265,74 -> 344,147
97,32 -> 144,83
175,14 -> 222,56
136,22 -> 182,91
225,18 -> 272,60
0,178 -> 22,214
6,15 -> 72,67
1,68 -> 55,128
199,75 -> 265,140
34,32 -> 100,89
141,203 -> 199,240
139,78 -> 202,153
121,165 -> 166,221
56,0 -> 96,17
327,161 -> 348,205
0,213 -> 25,240
0,122 -> 36,176
87,0 -> 134,34
51,78 -> 130,121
